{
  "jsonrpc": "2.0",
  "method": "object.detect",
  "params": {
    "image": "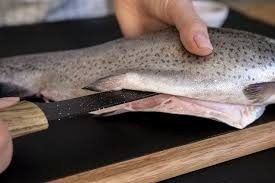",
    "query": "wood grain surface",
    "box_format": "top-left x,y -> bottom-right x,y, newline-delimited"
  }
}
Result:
0,101 -> 49,138
52,121 -> 275,183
